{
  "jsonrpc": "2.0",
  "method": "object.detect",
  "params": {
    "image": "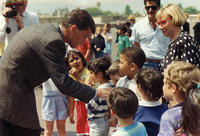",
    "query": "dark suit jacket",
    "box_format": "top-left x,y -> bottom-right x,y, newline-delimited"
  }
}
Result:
0,24 -> 96,129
